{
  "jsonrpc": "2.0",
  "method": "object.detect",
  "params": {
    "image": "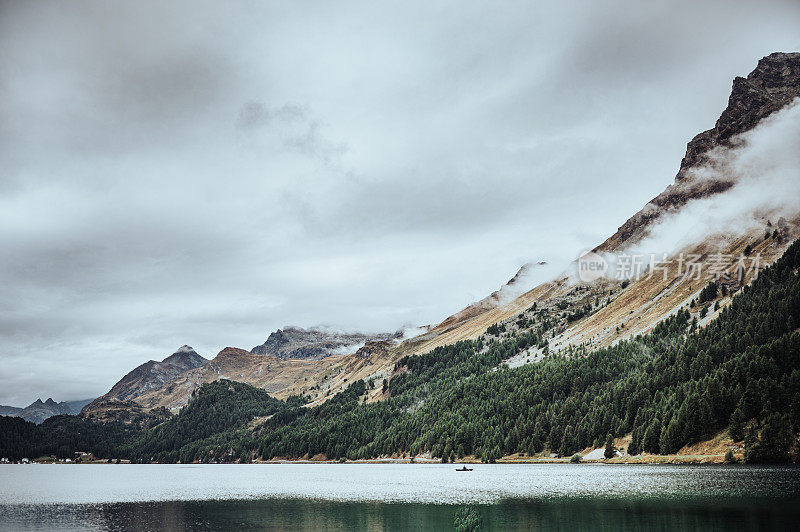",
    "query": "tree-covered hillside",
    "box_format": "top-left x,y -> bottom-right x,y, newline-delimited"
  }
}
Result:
2,240 -> 798,463
0,380 -> 293,462
251,238 -> 800,463
121,379 -> 293,463
0,413 -> 141,461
